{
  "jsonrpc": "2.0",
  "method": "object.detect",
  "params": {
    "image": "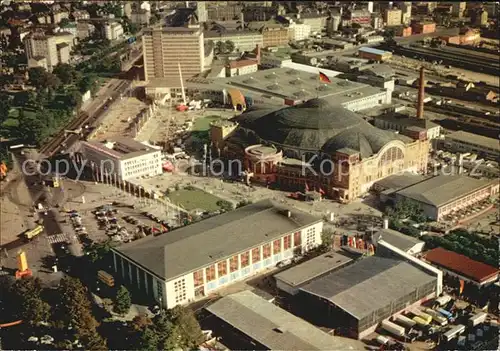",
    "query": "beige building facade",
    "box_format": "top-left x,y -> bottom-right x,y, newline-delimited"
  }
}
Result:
143,26 -> 205,81
385,8 -> 402,26
24,32 -> 74,71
